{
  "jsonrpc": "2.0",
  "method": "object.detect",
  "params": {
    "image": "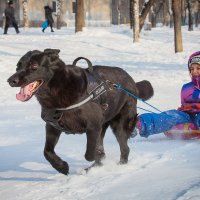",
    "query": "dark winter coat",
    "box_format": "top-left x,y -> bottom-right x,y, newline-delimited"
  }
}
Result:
44,6 -> 54,24
5,6 -> 17,24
